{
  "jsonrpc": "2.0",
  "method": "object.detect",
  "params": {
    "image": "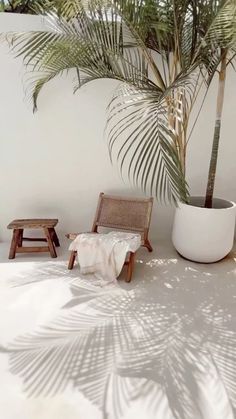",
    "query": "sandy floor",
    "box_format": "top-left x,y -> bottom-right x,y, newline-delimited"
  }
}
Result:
0,239 -> 235,419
